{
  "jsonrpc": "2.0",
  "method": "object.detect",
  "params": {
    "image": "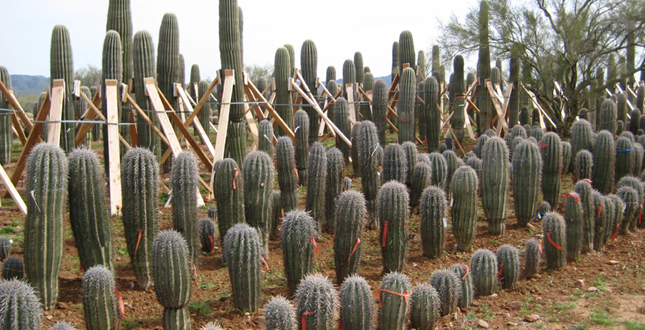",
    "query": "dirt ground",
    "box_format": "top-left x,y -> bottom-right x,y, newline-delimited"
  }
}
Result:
2,137 -> 645,330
